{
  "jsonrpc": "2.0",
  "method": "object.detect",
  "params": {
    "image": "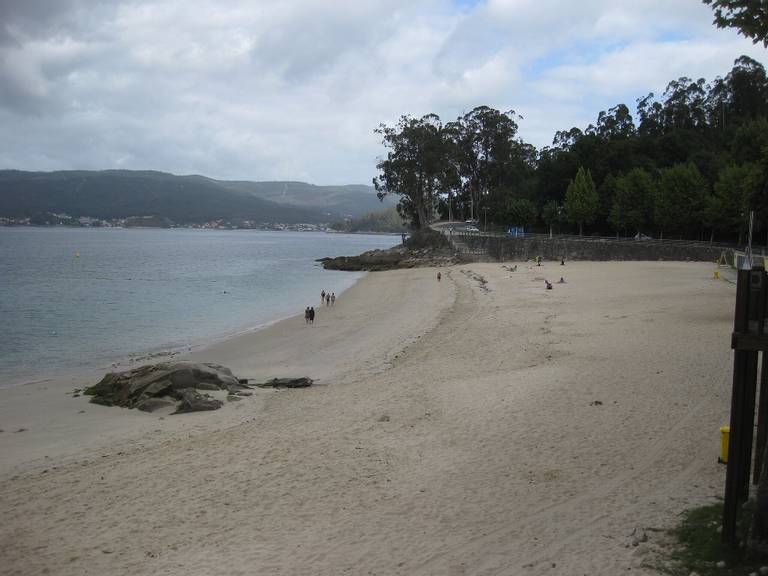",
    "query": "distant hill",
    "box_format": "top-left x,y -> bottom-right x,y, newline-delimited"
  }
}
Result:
330,206 -> 407,233
217,180 -> 396,219
0,170 -> 391,225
